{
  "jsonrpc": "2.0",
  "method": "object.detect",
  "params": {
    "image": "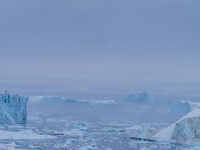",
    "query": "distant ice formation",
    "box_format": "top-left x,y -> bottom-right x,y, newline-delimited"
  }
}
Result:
170,100 -> 190,113
125,92 -> 152,103
29,96 -> 116,105
125,92 -> 190,113
0,91 -> 28,124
